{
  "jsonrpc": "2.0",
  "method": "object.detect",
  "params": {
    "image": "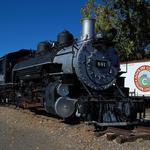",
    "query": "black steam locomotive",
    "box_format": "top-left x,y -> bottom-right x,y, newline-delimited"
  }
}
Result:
0,18 -> 148,127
